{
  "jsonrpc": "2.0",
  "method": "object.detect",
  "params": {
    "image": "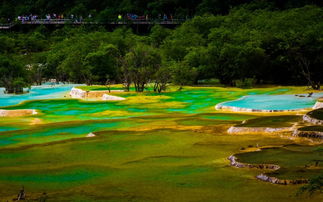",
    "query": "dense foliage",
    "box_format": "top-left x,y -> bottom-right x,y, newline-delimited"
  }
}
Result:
0,4 -> 322,92
0,0 -> 322,20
